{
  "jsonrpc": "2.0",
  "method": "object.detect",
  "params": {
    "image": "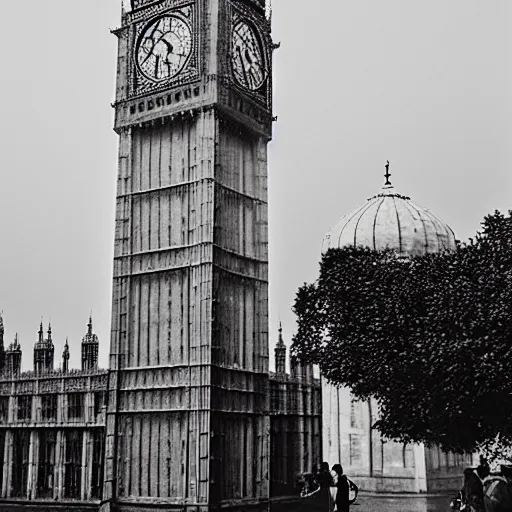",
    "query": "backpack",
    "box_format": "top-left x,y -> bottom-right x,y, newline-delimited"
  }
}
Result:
348,478 -> 359,504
